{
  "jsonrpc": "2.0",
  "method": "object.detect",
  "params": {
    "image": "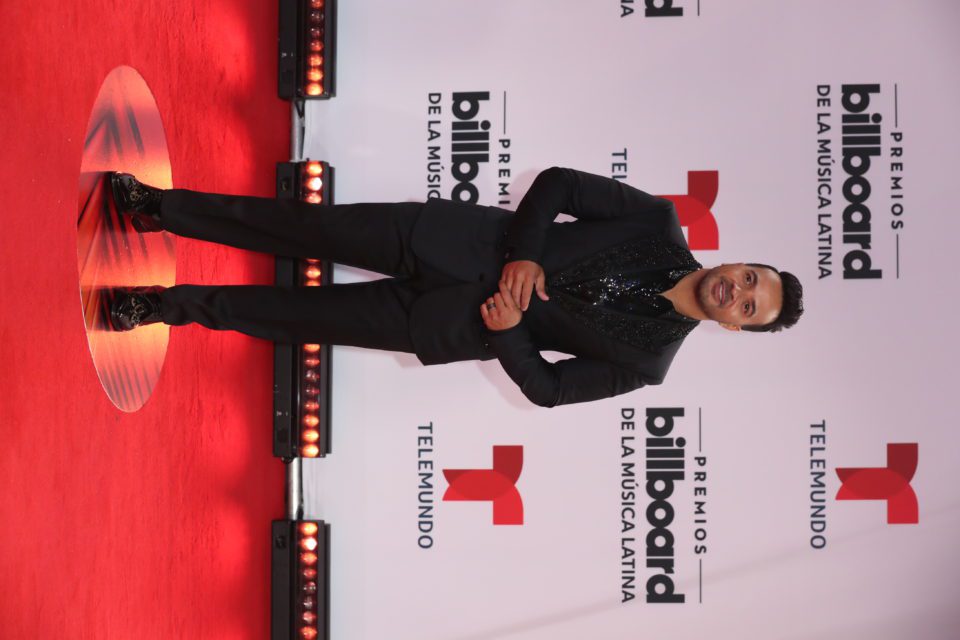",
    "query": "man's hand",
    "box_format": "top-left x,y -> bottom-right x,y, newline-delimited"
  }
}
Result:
480,281 -> 523,332
500,260 -> 550,311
